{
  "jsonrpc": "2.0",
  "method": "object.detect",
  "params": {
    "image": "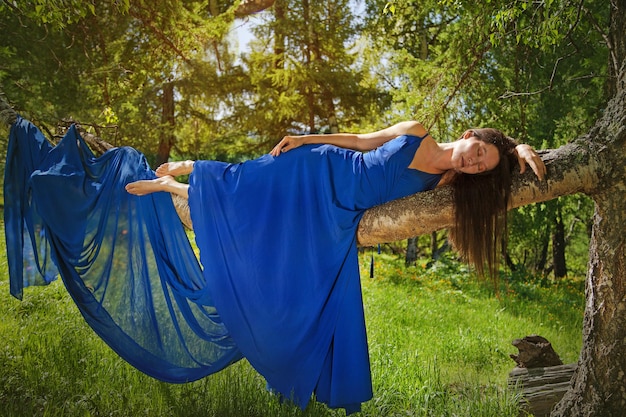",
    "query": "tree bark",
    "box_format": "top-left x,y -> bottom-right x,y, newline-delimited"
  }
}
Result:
273,0 -> 285,70
536,225 -> 549,273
